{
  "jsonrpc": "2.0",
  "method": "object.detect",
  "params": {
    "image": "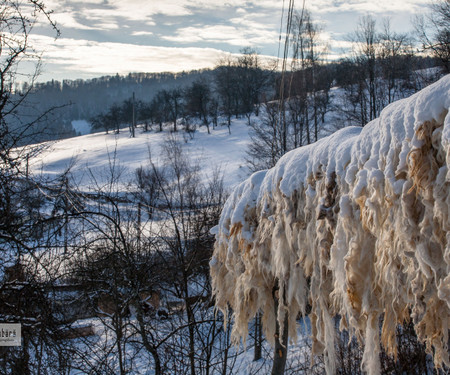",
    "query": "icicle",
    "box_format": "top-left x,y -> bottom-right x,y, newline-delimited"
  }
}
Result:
210,75 -> 450,374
